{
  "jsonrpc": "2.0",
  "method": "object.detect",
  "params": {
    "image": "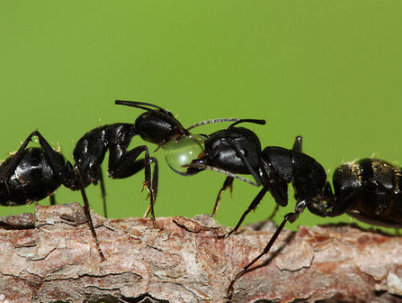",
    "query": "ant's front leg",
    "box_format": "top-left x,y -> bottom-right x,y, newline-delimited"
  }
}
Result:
212,139 -> 263,219
143,158 -> 159,218
108,144 -> 158,225
212,176 -> 234,217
